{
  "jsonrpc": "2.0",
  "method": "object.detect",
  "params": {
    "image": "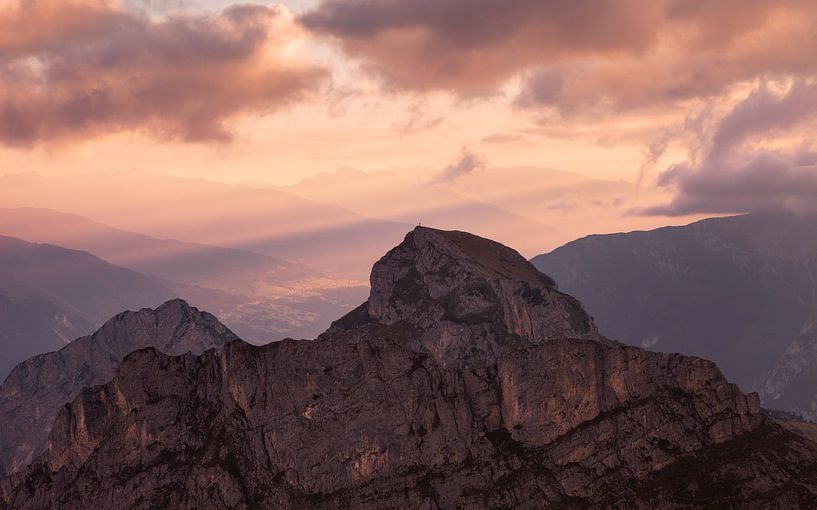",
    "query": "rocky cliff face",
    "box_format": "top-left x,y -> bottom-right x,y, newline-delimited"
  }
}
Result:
0,299 -> 237,477
325,227 -> 599,368
3,228 -> 817,509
